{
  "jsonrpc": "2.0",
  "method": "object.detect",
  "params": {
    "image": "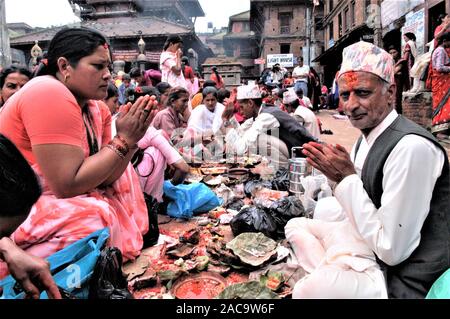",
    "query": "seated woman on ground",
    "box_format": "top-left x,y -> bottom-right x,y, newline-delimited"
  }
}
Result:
0,27 -> 155,264
0,66 -> 32,108
151,87 -> 189,142
186,86 -> 225,162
